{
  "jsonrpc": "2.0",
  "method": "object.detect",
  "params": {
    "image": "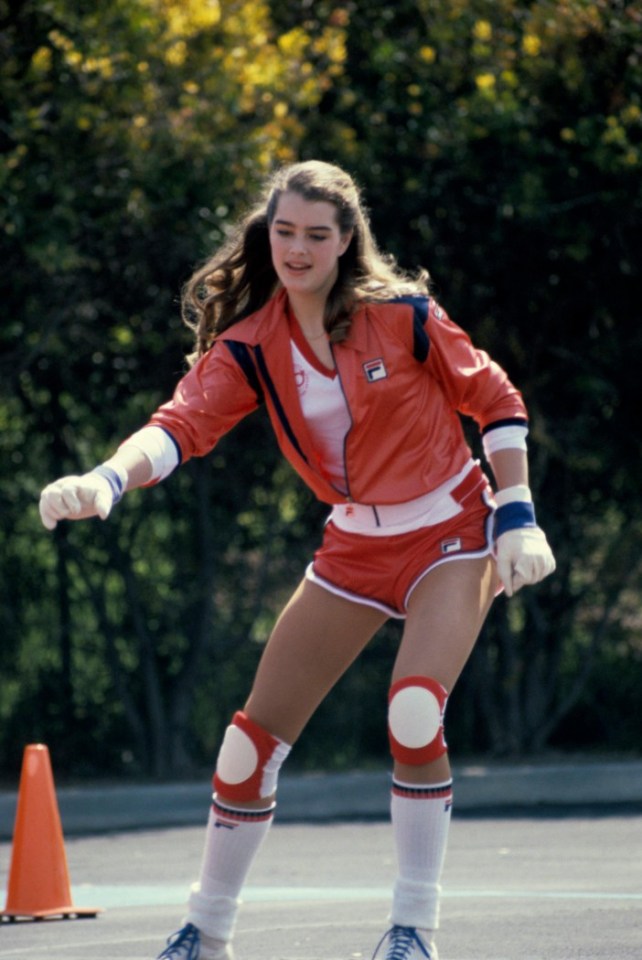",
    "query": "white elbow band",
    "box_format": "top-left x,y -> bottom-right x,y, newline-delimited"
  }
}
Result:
119,426 -> 180,482
482,423 -> 528,458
